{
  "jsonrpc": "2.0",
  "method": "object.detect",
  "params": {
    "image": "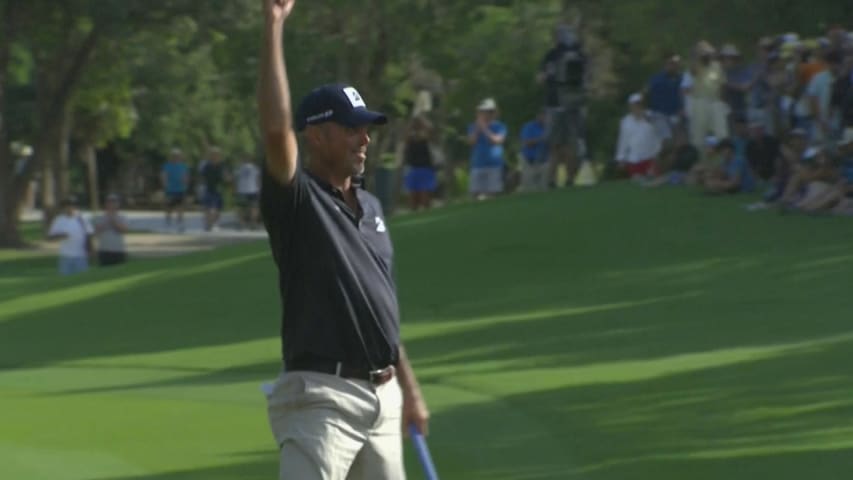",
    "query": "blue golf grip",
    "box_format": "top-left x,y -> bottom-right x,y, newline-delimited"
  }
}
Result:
408,423 -> 439,480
